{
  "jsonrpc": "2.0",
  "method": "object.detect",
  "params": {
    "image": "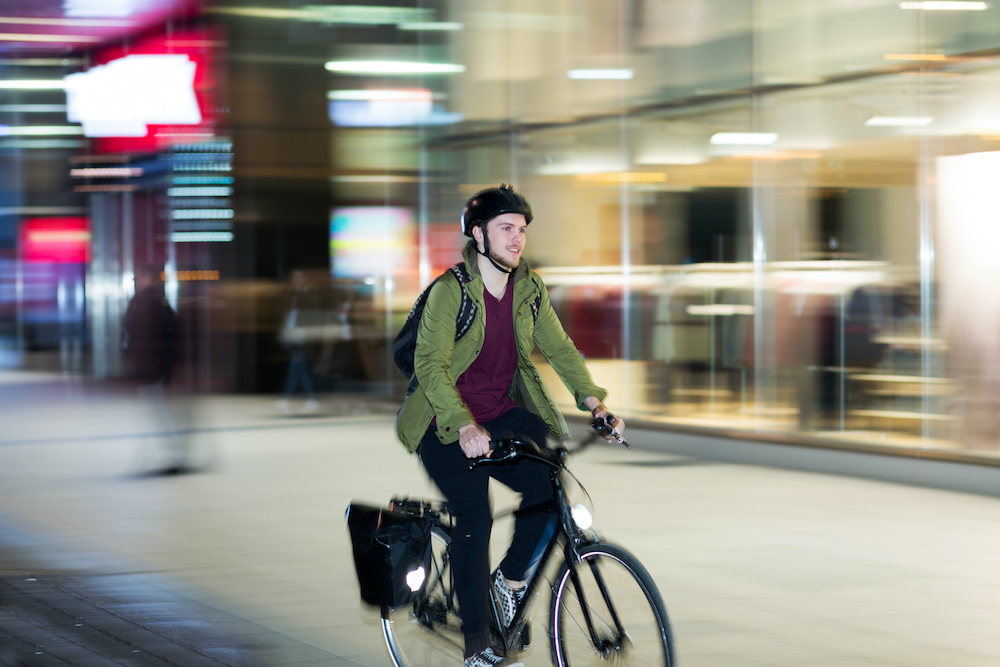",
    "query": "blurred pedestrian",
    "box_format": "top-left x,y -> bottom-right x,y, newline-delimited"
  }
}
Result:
276,270 -> 319,414
122,263 -> 190,475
